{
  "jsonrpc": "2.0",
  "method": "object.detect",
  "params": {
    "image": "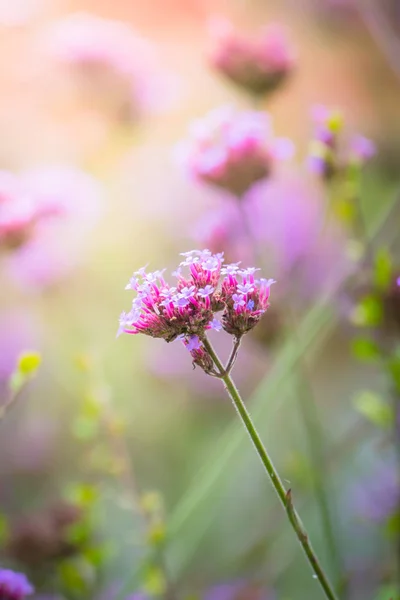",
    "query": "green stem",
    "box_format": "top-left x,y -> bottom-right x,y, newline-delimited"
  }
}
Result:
202,335 -> 339,600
